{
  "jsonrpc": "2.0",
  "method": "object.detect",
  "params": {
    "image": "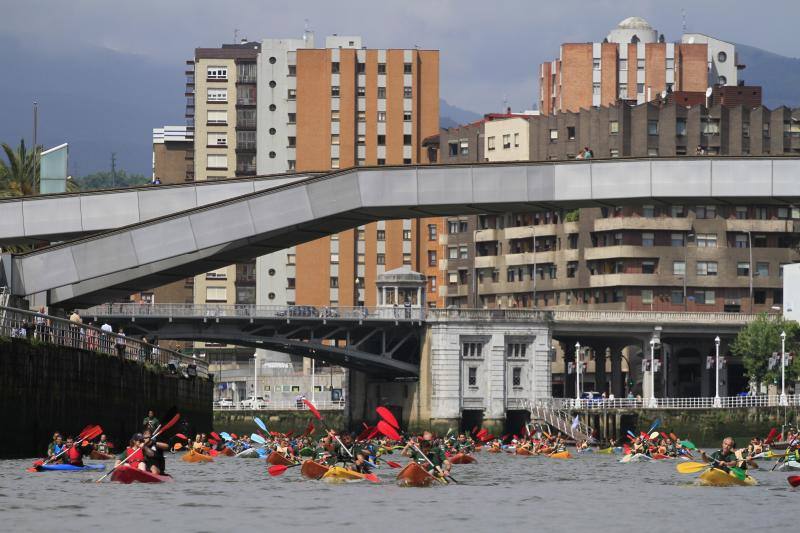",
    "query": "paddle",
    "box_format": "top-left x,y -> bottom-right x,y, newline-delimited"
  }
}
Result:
268,463 -> 300,476
96,409 -> 179,483
254,416 -> 270,435
680,440 -> 697,450
173,443 -> 183,452
385,460 -> 402,469
211,431 -> 222,442
764,428 -> 778,445
647,418 -> 661,435
220,432 -> 232,441
29,425 -> 103,472
789,475 -> 800,487
377,421 -> 456,484
376,406 -> 400,430
250,433 -> 267,445
676,461 -> 747,480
